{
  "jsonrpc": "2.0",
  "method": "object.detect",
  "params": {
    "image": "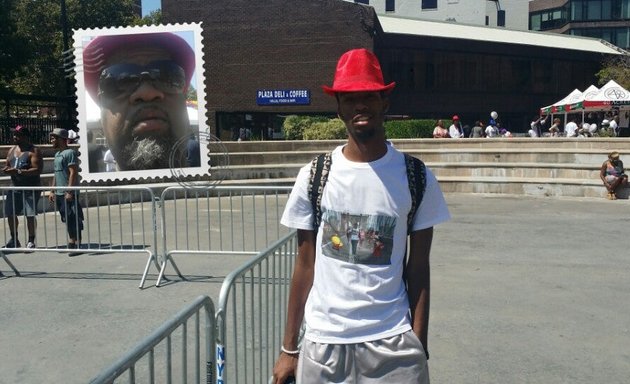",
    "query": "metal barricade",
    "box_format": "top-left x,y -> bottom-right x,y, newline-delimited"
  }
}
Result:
214,230 -> 298,384
157,186 -> 292,287
90,295 -> 216,384
0,186 -> 161,288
